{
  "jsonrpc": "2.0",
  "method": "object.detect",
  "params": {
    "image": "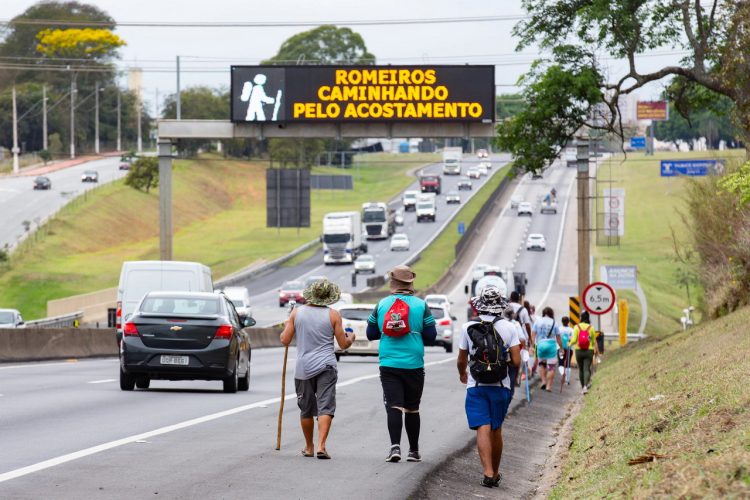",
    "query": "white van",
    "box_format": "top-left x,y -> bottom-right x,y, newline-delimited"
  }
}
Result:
221,286 -> 252,319
116,261 -> 213,337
